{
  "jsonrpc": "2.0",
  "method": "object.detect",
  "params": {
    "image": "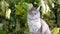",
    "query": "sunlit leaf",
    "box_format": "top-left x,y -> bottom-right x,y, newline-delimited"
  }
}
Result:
6,9 -> 11,19
51,28 -> 60,34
